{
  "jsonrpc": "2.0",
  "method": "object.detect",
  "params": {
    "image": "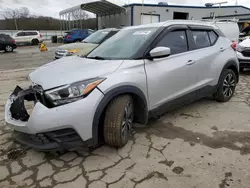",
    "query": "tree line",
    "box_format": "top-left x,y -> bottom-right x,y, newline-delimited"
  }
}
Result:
0,7 -> 96,30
